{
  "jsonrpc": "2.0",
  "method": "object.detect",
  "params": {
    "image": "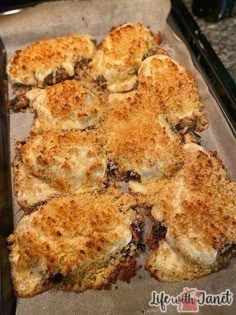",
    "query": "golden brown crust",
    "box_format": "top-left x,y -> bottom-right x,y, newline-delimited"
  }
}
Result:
90,23 -> 160,92
13,130 -> 107,210
137,55 -> 208,131
104,94 -> 184,180
135,144 -> 236,268
25,80 -> 105,134
7,189 -> 143,297
7,34 -> 96,87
